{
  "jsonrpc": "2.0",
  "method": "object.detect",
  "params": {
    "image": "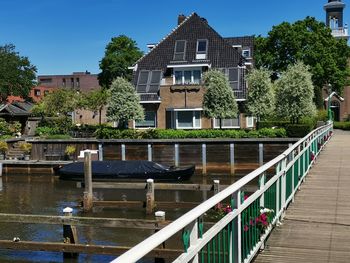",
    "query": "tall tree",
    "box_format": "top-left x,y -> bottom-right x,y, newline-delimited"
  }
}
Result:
246,68 -> 275,120
202,70 -> 238,129
255,16 -> 350,107
275,62 -> 316,123
98,35 -> 143,88
0,44 -> 37,102
106,77 -> 144,128
81,89 -> 109,125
